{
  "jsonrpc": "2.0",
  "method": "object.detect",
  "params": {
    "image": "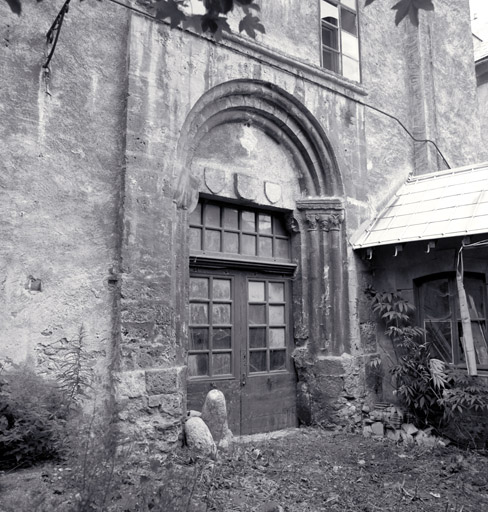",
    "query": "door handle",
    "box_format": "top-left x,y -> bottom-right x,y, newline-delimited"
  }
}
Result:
241,373 -> 246,387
